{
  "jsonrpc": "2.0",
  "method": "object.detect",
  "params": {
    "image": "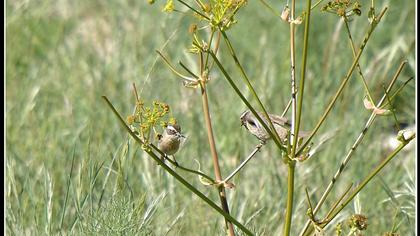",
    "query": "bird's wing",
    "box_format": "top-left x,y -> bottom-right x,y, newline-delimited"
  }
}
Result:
267,113 -> 290,127
298,131 -> 310,137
